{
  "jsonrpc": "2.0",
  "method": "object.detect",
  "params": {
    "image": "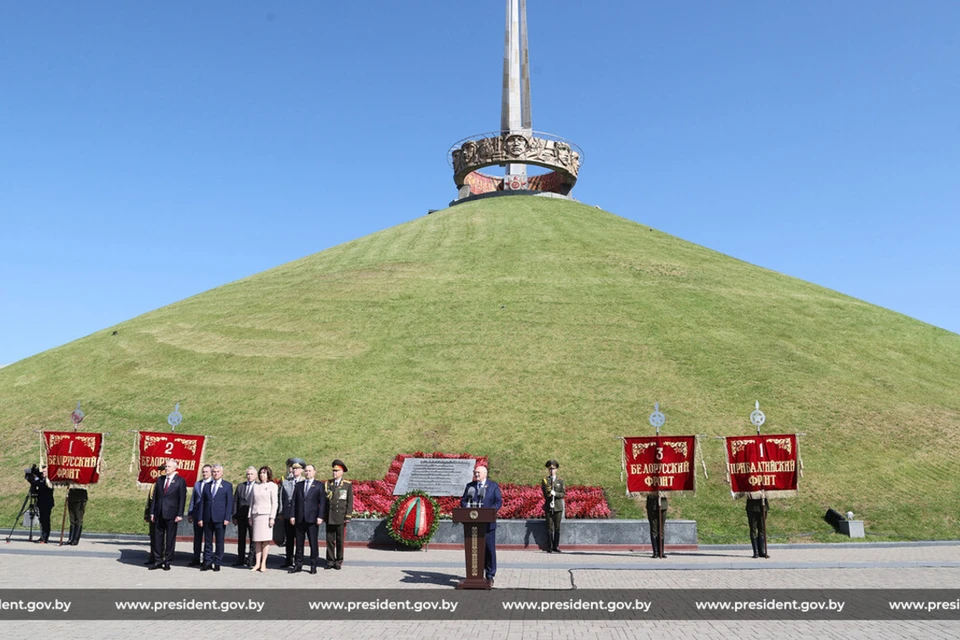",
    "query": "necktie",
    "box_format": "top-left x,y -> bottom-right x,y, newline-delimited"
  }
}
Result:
212,482 -> 218,497
164,477 -> 170,493
306,481 -> 312,492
